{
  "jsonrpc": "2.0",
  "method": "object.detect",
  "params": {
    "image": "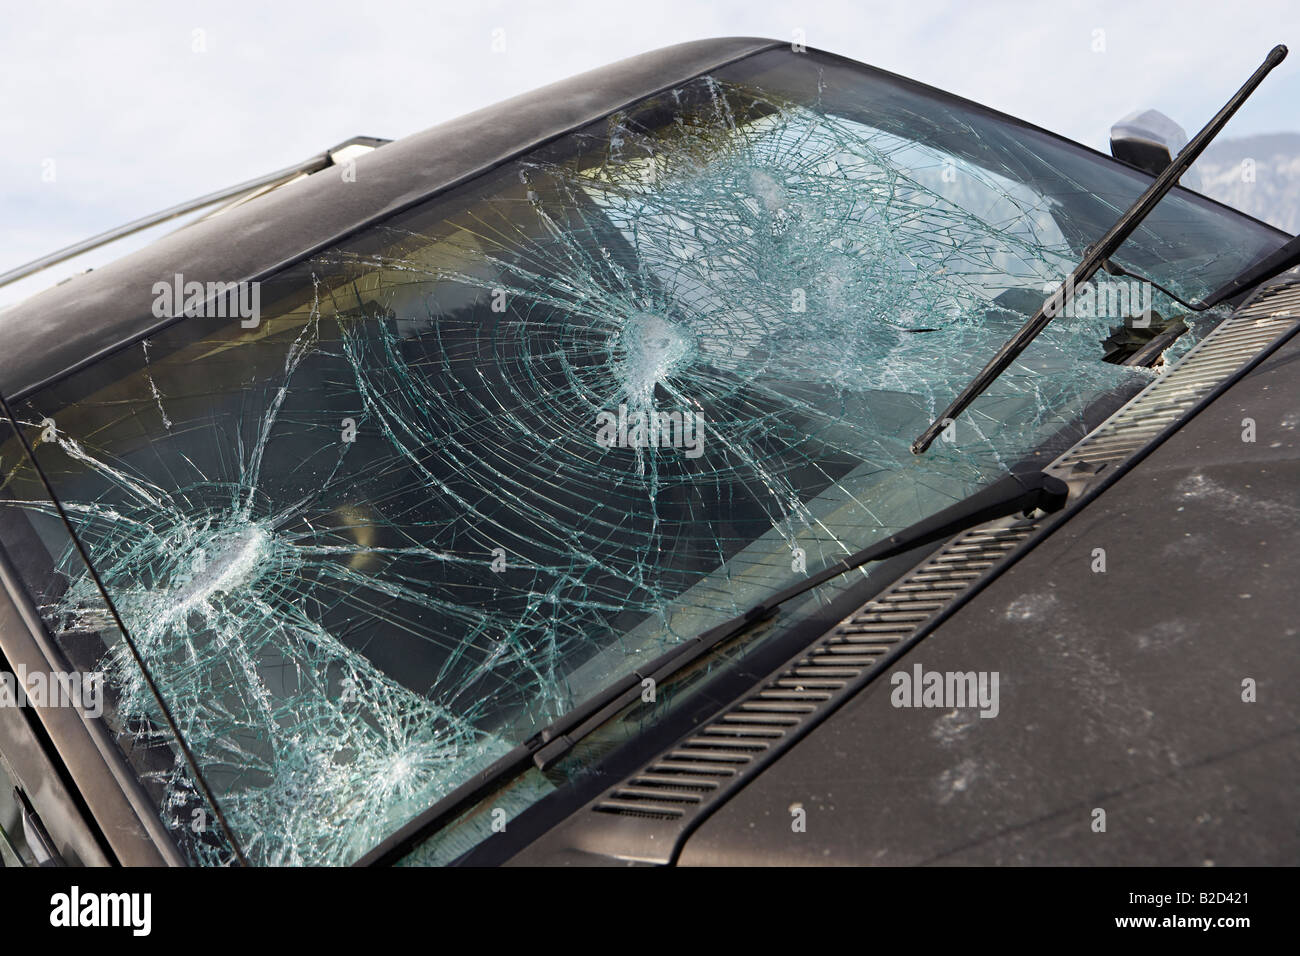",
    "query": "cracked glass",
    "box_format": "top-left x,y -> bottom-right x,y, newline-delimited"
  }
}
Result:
0,48 -> 1285,865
